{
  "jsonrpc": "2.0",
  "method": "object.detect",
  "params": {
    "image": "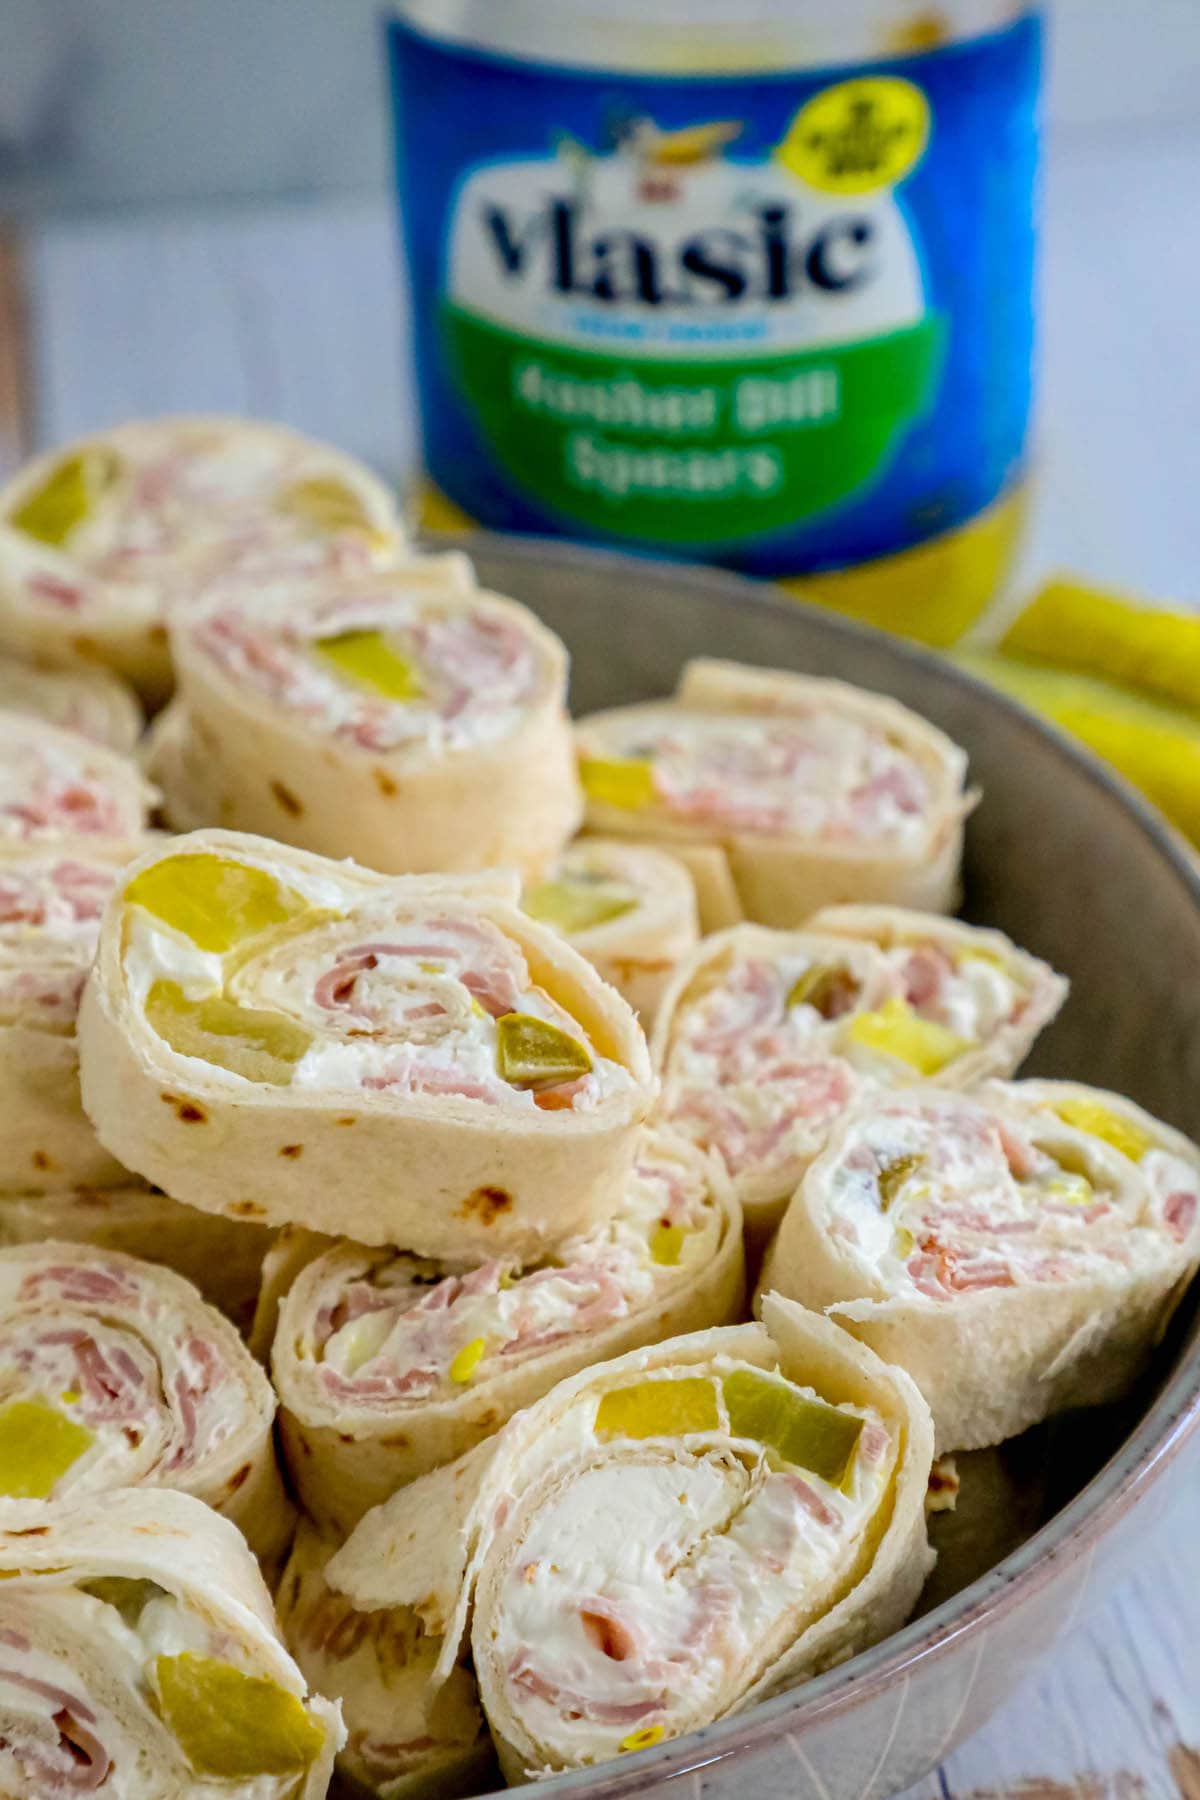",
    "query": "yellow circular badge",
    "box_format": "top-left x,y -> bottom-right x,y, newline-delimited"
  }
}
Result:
776,78 -> 930,195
